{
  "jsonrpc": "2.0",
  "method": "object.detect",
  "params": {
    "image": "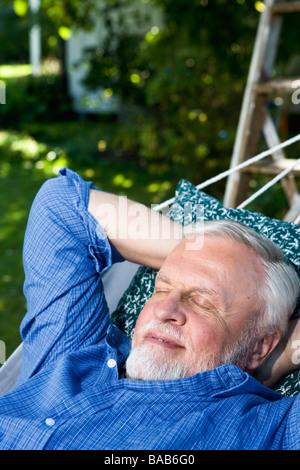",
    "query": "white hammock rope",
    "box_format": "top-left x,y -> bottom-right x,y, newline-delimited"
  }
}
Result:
196,133 -> 300,192
237,157 -> 300,209
154,133 -> 300,221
